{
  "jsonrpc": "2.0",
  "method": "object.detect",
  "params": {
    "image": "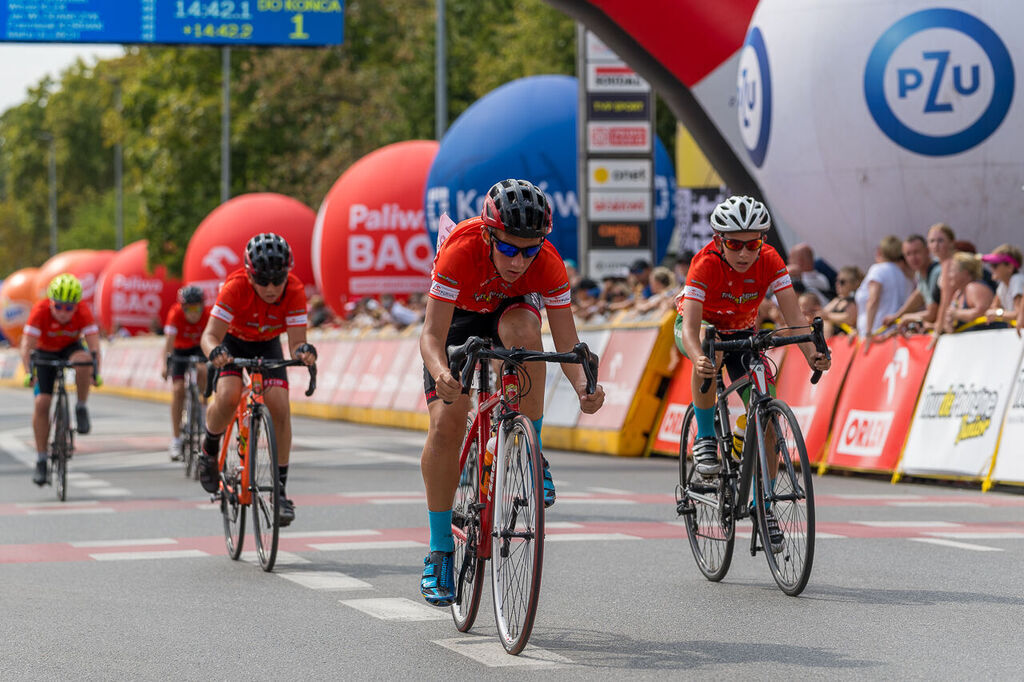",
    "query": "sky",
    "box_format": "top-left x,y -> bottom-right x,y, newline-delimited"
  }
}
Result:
0,43 -> 124,113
